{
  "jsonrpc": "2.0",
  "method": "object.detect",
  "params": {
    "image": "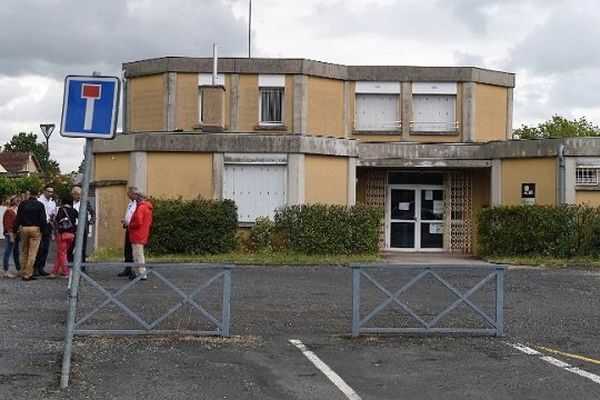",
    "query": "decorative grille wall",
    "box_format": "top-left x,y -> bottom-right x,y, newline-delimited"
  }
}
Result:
444,171 -> 473,253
